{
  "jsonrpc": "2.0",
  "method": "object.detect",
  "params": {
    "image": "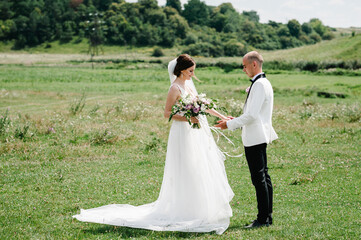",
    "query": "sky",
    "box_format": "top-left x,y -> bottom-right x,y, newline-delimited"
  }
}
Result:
126,0 -> 361,28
